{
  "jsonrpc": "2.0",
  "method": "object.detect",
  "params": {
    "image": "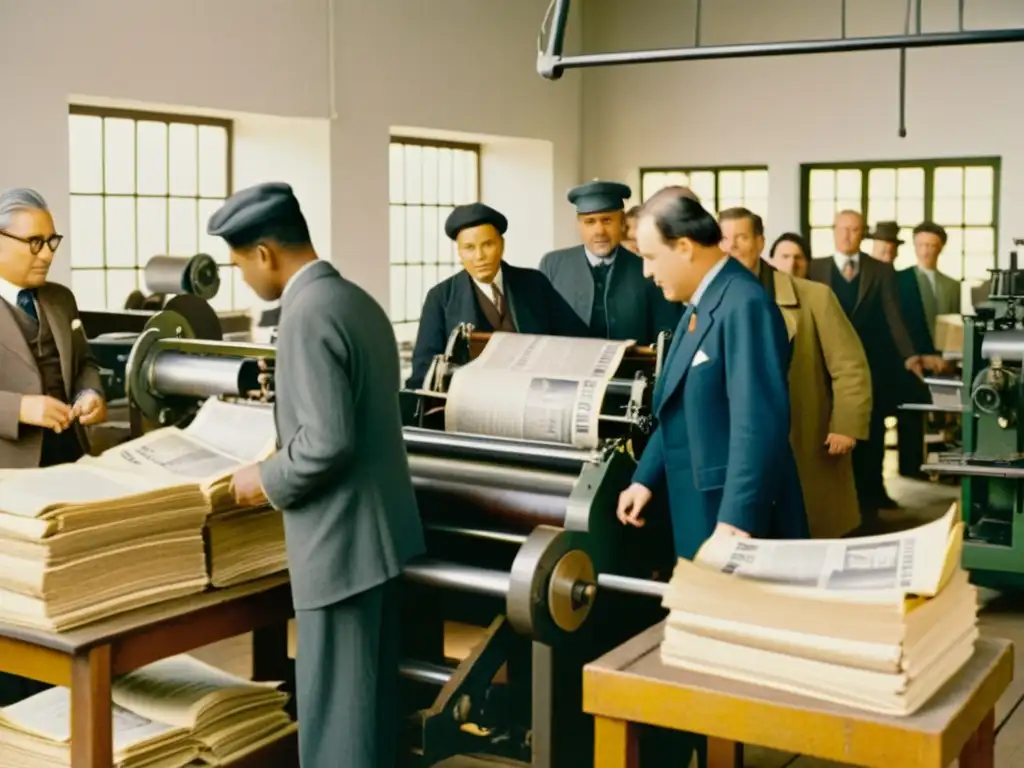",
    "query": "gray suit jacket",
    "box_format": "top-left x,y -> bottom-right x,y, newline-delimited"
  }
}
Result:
259,260 -> 425,611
